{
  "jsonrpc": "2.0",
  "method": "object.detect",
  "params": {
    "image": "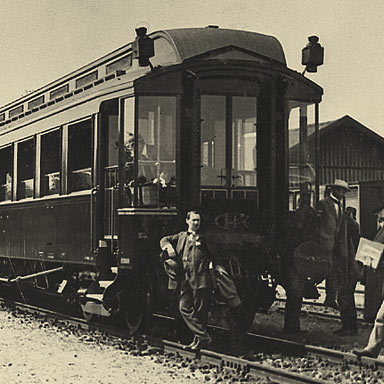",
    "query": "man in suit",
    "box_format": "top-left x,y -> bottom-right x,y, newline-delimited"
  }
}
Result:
283,188 -> 320,334
346,207 -> 361,252
353,208 -> 384,358
319,179 -> 359,336
160,210 -> 220,350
